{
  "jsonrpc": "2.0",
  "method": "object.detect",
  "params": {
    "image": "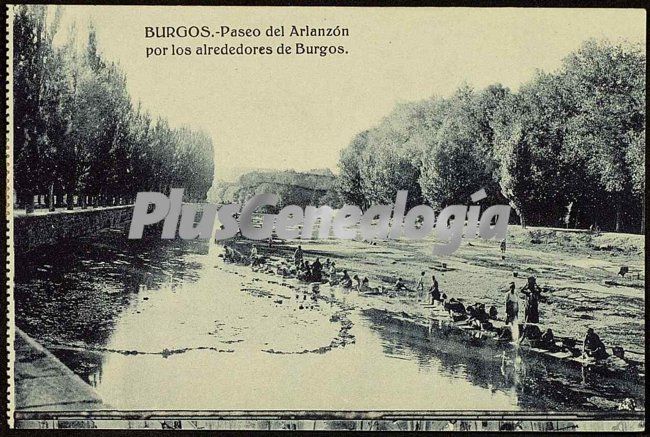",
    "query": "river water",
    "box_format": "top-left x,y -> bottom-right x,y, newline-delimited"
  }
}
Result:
14,226 -> 644,412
